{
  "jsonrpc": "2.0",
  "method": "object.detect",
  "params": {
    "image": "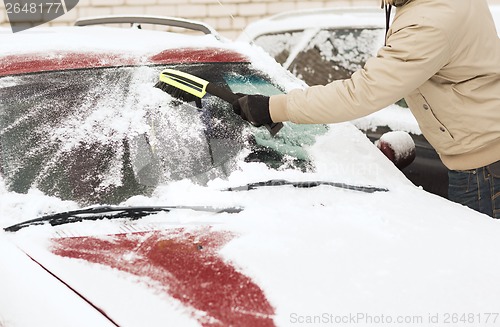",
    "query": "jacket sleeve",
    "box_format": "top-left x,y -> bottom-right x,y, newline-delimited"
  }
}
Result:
270,23 -> 452,124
